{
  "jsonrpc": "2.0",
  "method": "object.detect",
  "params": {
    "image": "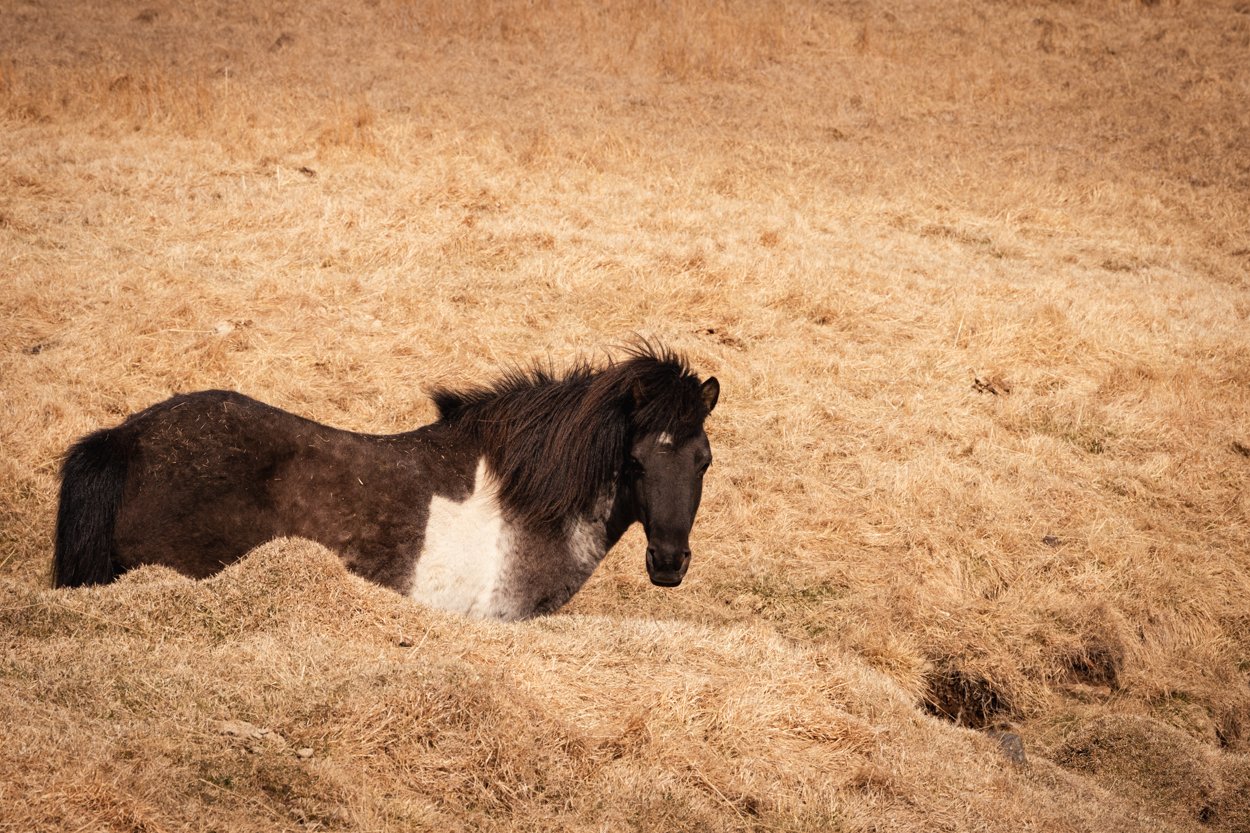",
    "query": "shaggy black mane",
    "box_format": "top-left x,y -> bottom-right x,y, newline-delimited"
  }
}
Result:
431,344 -> 712,530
